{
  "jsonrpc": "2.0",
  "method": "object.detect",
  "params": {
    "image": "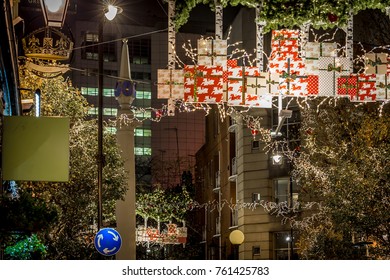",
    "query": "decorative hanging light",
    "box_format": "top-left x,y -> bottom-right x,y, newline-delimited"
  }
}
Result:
40,0 -> 69,28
